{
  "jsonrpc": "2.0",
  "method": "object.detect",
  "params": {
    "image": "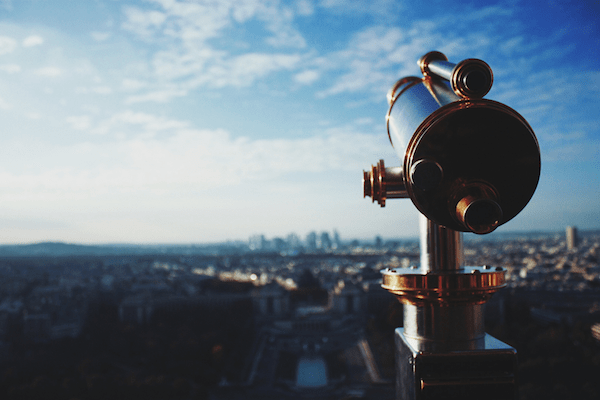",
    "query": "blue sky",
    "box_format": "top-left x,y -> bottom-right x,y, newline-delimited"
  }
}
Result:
0,0 -> 598,244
